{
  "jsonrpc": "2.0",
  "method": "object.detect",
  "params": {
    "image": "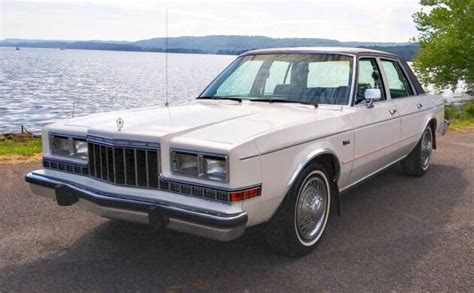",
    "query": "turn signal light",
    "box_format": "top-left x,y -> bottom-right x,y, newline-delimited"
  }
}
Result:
230,186 -> 262,202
